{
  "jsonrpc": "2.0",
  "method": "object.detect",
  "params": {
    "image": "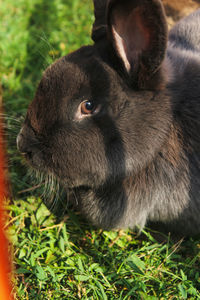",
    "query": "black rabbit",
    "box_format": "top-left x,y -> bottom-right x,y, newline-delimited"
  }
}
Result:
17,0 -> 200,236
